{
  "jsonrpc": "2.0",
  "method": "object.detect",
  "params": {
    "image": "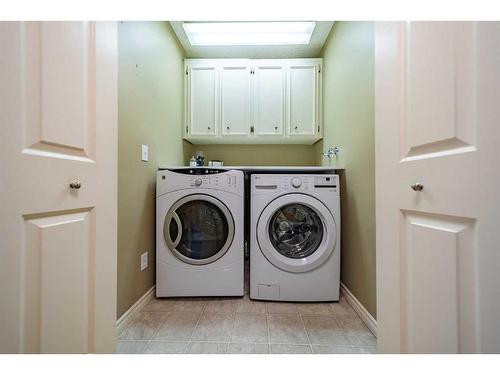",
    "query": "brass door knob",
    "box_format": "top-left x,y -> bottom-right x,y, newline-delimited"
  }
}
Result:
411,183 -> 423,191
70,181 -> 81,189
